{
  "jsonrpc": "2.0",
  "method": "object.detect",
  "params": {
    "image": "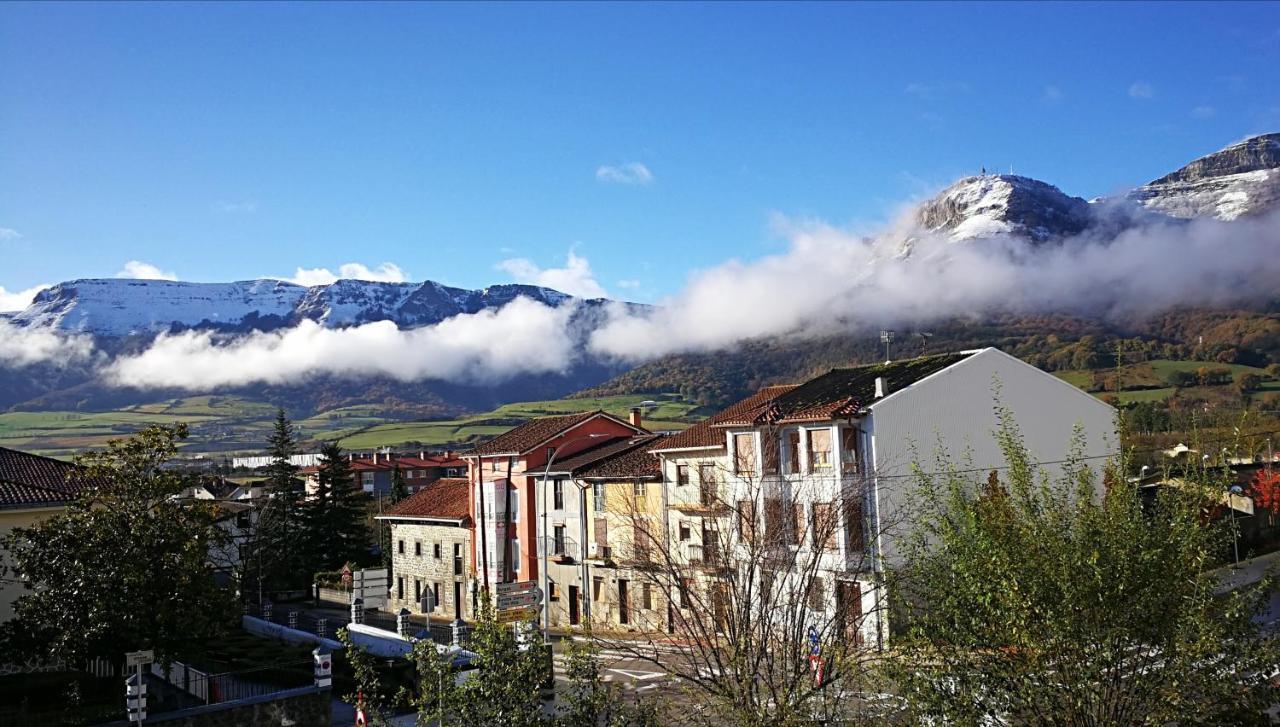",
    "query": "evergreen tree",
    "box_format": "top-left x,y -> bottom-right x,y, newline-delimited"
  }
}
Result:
301,441 -> 370,573
390,464 -> 408,504
253,408 -> 304,593
380,464 -> 409,573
